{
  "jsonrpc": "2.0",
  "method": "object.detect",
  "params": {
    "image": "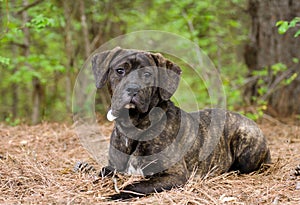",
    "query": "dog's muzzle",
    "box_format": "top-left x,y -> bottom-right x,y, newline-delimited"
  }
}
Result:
107,83 -> 141,121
